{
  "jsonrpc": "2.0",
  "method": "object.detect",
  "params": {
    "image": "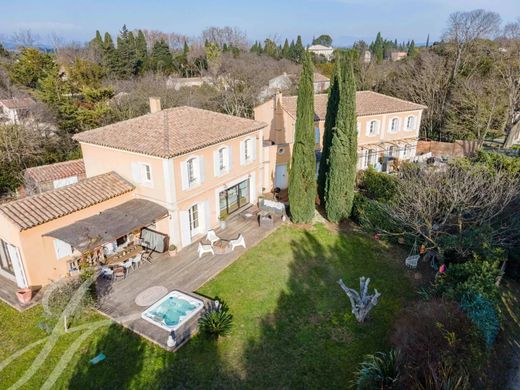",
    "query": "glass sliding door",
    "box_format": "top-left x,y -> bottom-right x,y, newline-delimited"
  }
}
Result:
219,179 -> 250,218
